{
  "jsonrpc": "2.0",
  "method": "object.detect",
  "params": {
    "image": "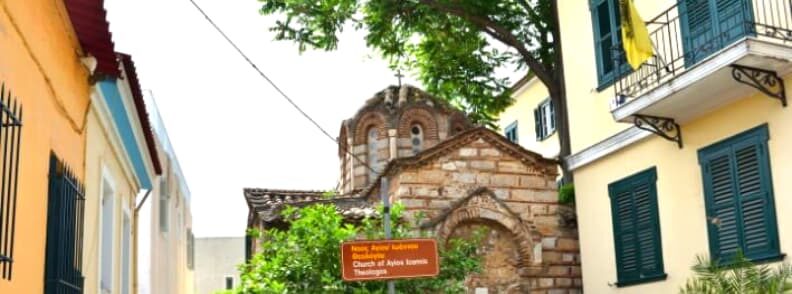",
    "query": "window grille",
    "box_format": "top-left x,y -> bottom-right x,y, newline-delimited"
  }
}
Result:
44,154 -> 86,294
0,84 -> 22,280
